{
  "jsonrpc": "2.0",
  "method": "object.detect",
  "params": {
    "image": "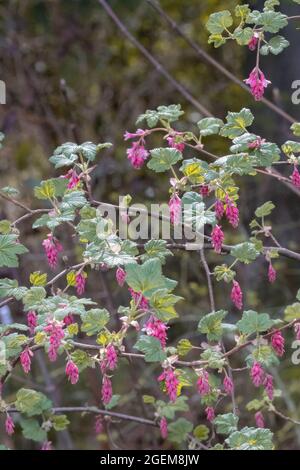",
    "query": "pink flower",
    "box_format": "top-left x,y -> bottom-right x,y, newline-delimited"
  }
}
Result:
166,135 -> 185,153
255,411 -> 265,428
20,348 -> 33,374
225,196 -> 239,228
41,441 -> 53,450
102,376 -> 113,405
205,406 -> 215,422
215,199 -> 224,220
268,263 -> 277,283
27,310 -> 37,334
105,344 -> 118,371
5,415 -> 15,436
271,331 -> 285,357
264,374 -> 274,400
126,141 -> 149,169
158,369 -> 179,402
124,129 -> 147,141
211,225 -> 224,254
42,234 -> 63,270
63,314 -> 74,326
95,416 -> 103,434
144,316 -> 168,348
169,194 -> 182,225
248,35 -> 259,51
129,288 -> 149,311
75,272 -> 86,295
251,362 -> 264,387
294,322 -> 300,341
44,320 -> 65,362
197,369 -> 211,396
244,67 -> 271,101
223,376 -> 234,395
116,267 -> 126,287
291,166 -> 300,188
64,169 -> 80,189
199,185 -> 210,197
160,417 -> 168,439
231,280 -> 243,310
65,359 -> 79,385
